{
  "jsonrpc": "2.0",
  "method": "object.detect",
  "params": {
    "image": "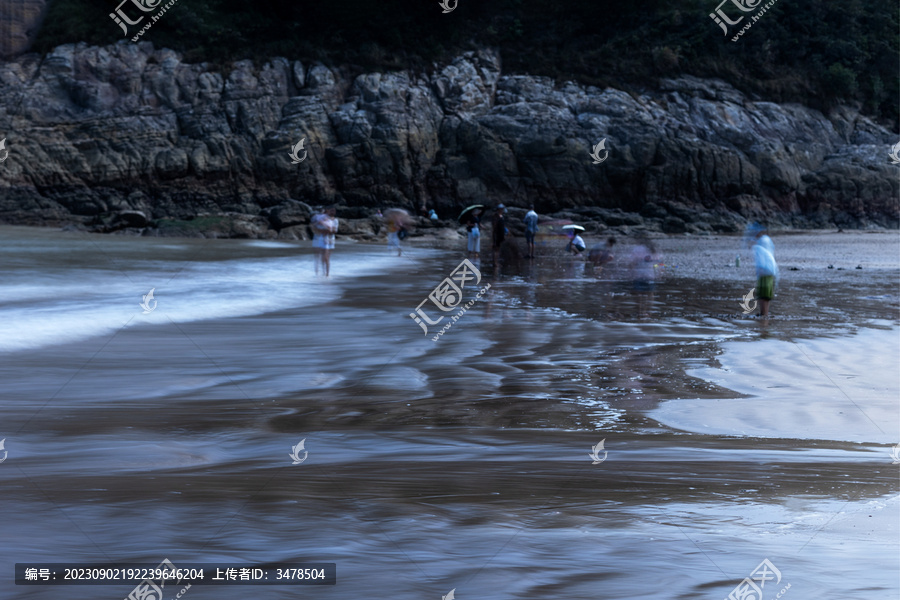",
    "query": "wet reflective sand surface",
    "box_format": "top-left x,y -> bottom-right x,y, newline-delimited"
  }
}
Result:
1,227 -> 898,599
